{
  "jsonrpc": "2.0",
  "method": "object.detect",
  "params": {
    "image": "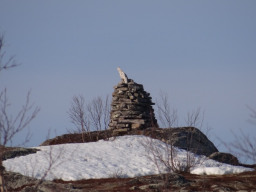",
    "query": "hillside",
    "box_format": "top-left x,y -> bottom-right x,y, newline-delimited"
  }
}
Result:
2,129 -> 256,191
